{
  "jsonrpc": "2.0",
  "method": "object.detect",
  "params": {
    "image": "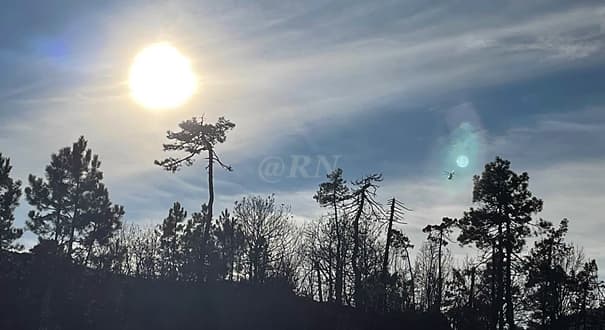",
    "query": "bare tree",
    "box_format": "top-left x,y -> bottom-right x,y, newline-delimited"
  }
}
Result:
414,239 -> 452,312
381,198 -> 411,310
233,195 -> 293,283
347,173 -> 383,308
